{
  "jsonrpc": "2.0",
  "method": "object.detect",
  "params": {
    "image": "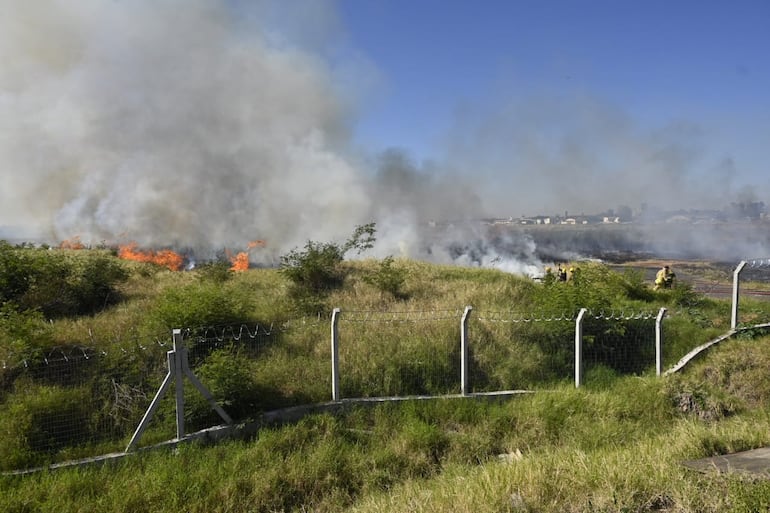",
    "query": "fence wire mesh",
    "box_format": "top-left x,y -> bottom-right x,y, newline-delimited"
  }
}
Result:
471,310 -> 576,391
4,265 -> 767,474
174,321 -> 326,433
735,258 -> 770,328
0,322 -> 287,471
337,310 -> 463,398
0,339 -> 168,471
581,309 -> 659,378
